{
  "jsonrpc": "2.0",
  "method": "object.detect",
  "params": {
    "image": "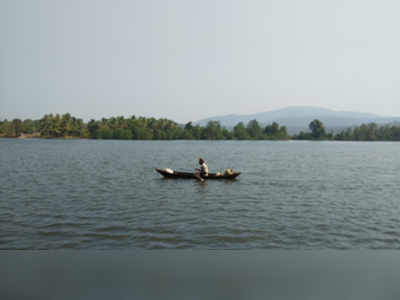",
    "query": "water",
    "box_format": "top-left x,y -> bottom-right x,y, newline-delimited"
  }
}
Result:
1,139 -> 400,249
